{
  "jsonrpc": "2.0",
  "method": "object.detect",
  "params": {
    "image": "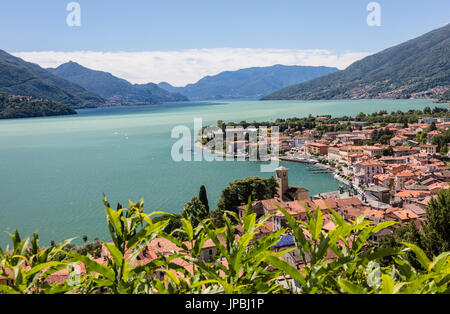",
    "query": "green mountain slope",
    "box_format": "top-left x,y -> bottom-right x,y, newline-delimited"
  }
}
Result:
0,93 -> 76,119
263,24 -> 450,100
158,64 -> 338,100
48,62 -> 188,104
438,89 -> 450,103
0,50 -> 104,108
